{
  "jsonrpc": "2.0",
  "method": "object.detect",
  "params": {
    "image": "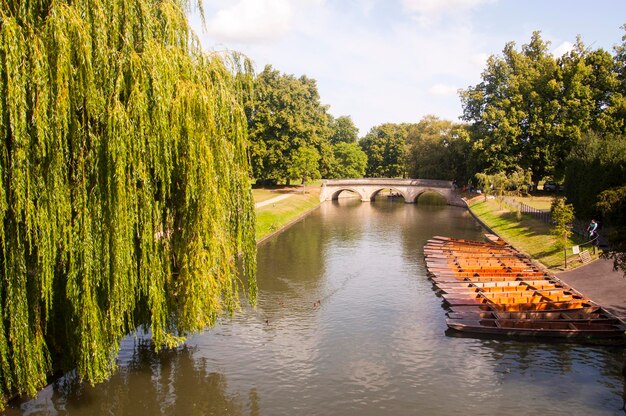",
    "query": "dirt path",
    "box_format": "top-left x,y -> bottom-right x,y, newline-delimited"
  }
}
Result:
254,193 -> 294,208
